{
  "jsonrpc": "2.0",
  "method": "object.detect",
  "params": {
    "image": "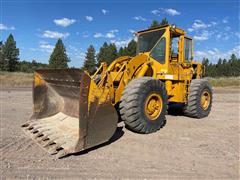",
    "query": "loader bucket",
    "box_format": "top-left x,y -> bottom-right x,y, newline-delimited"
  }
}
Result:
21,69 -> 118,158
